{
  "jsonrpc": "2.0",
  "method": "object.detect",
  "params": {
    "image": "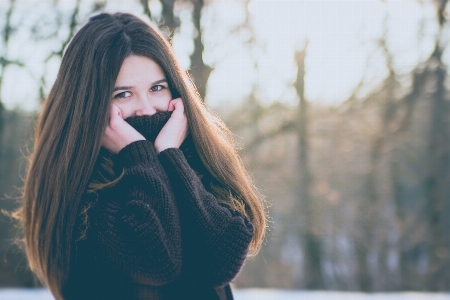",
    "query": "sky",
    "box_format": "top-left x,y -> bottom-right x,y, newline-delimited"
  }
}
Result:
205,0 -> 438,108
0,0 -> 442,111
